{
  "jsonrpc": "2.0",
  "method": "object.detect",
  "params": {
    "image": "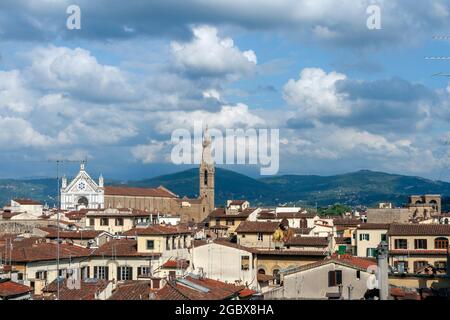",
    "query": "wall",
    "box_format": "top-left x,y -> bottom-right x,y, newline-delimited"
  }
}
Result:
266,263 -> 372,300
355,229 -> 387,257
191,243 -> 258,290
